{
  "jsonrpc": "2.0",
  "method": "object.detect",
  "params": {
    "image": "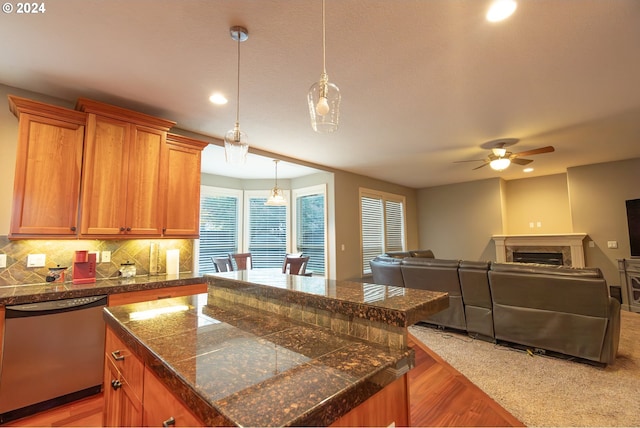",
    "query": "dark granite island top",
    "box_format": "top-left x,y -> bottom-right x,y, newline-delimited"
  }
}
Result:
104,271 -> 449,426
